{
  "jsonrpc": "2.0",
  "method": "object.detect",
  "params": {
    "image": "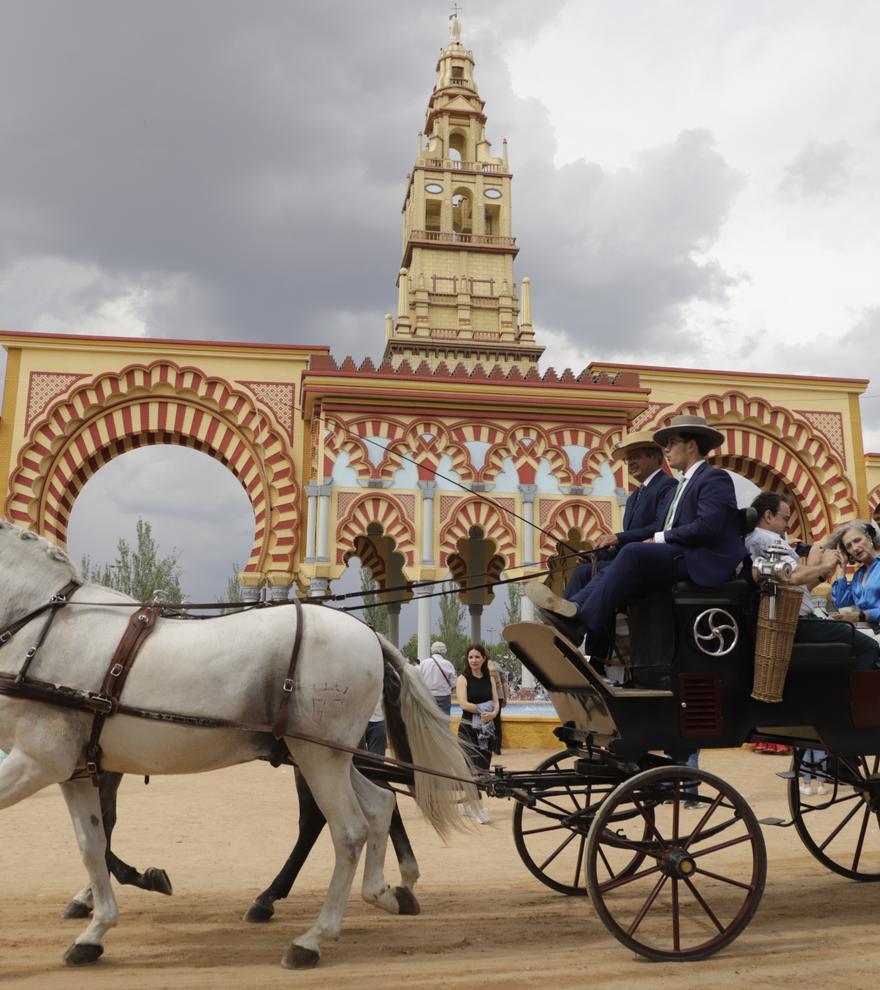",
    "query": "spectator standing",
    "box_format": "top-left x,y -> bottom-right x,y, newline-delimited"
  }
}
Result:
362,696 -> 386,756
456,643 -> 499,824
418,641 -> 457,715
